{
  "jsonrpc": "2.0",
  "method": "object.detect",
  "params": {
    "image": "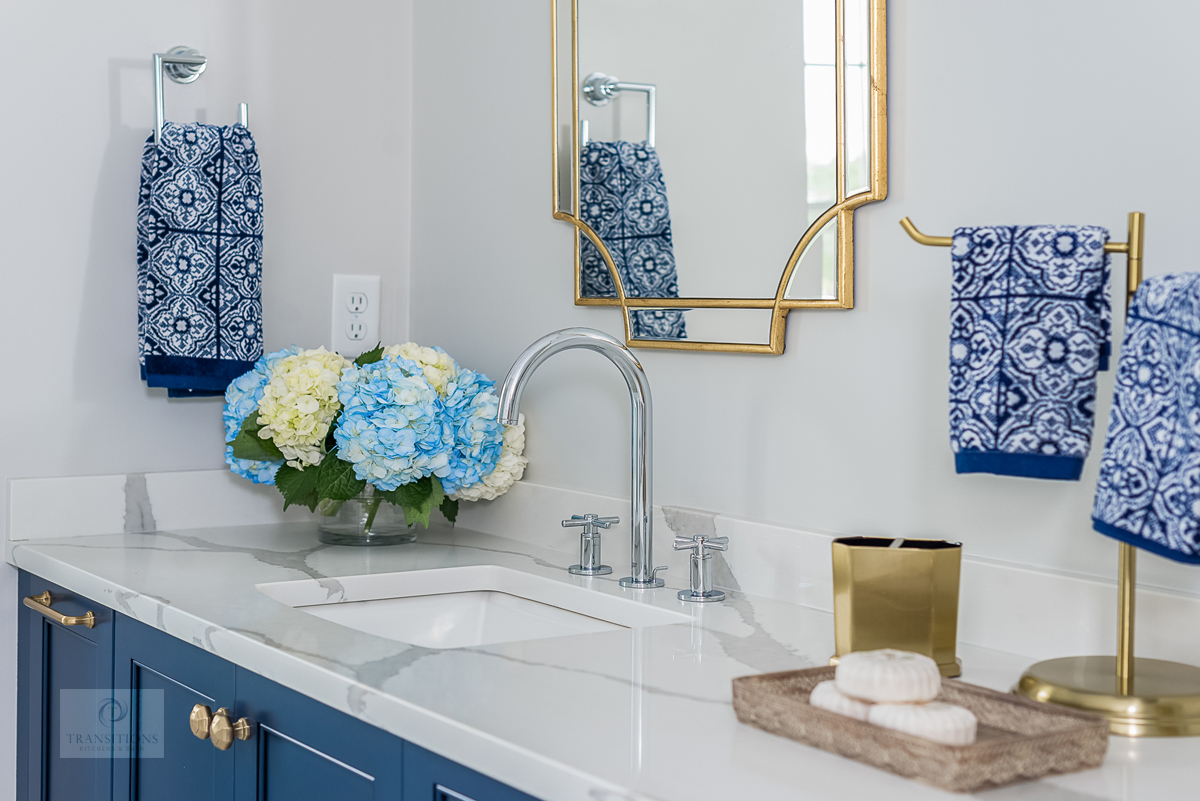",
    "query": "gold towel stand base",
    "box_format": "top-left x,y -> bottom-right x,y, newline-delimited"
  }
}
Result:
1015,656 -> 1200,737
